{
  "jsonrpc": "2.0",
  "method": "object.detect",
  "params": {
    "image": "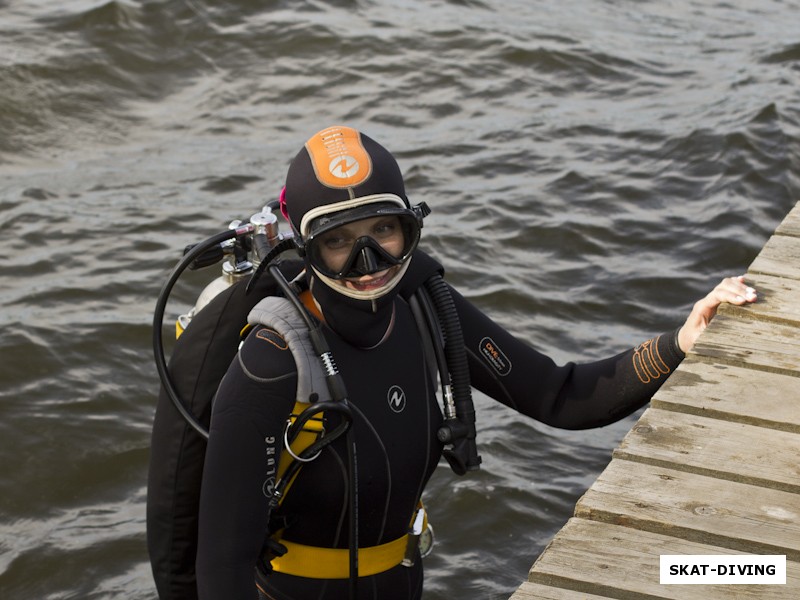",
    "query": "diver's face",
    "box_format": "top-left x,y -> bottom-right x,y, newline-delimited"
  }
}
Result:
315,215 -> 405,291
